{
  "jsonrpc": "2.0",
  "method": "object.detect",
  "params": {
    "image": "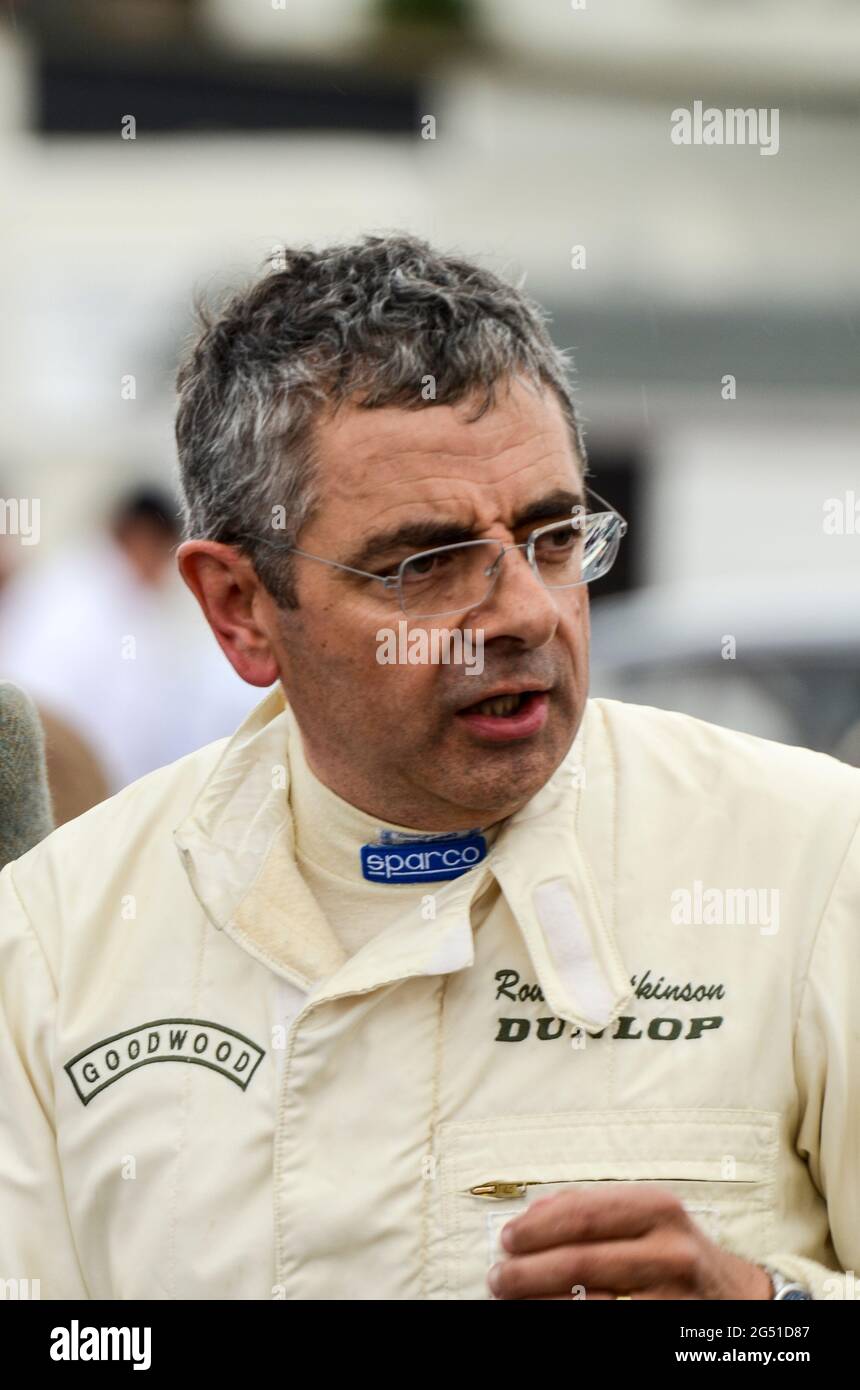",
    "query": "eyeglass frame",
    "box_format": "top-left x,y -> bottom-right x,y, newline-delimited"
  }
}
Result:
236,485 -> 628,619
